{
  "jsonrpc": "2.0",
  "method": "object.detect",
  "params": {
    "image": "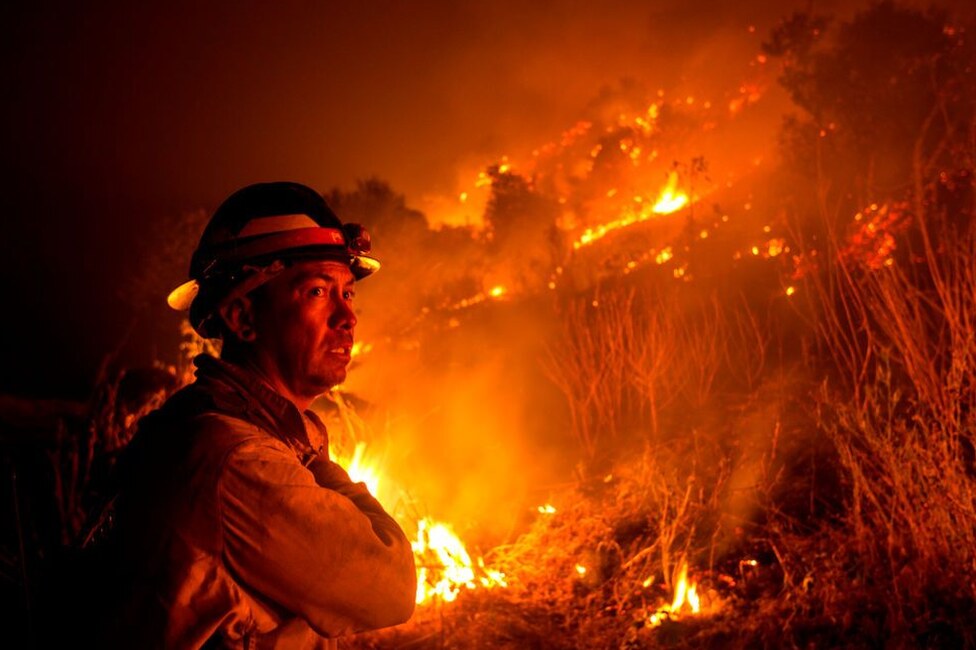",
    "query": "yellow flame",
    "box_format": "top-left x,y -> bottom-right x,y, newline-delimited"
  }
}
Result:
333,441 -> 381,500
572,173 -> 689,250
575,564 -> 587,576
670,561 -> 701,614
648,559 -> 703,627
412,517 -> 507,604
651,172 -> 689,214
331,439 -> 507,606
537,504 -> 557,514
489,285 -> 507,299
